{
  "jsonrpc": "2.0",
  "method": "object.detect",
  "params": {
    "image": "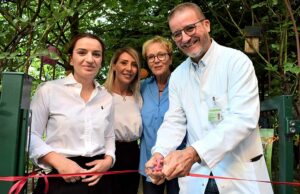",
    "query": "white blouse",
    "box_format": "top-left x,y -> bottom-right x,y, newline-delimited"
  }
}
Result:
112,93 -> 142,142
29,74 -> 115,169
